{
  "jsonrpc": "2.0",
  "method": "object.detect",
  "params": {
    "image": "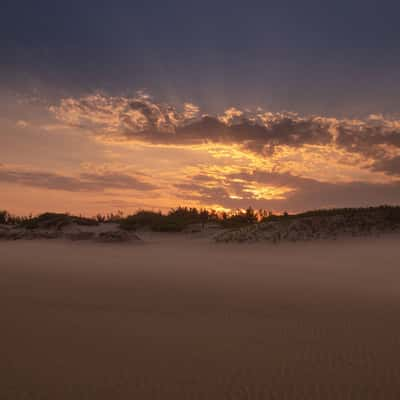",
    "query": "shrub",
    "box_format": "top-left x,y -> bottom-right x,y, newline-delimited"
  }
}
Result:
119,211 -> 164,231
0,210 -> 9,224
221,207 -> 258,228
96,210 -> 124,223
19,212 -> 98,229
120,208 -> 222,232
